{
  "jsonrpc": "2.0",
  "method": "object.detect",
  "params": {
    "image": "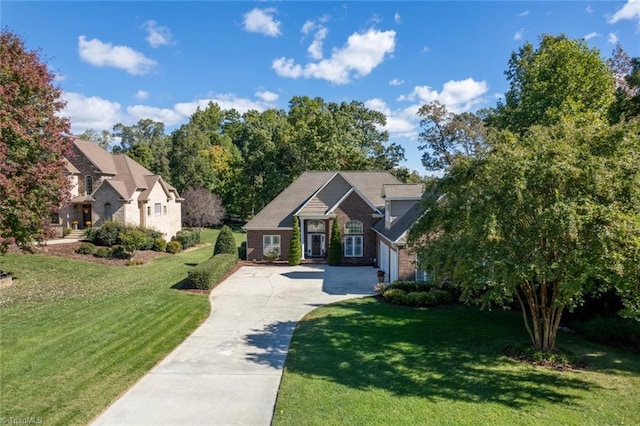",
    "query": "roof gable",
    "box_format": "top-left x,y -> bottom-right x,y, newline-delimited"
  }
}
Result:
72,139 -> 117,175
244,171 -> 400,230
